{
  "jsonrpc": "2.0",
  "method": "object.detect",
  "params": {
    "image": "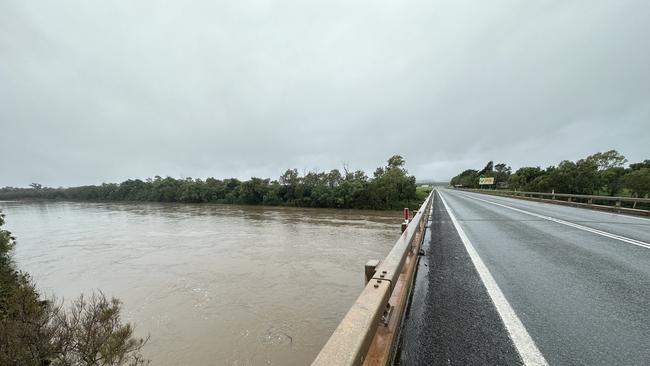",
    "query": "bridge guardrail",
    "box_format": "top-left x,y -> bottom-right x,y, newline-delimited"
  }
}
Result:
311,190 -> 434,366
458,188 -> 650,216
